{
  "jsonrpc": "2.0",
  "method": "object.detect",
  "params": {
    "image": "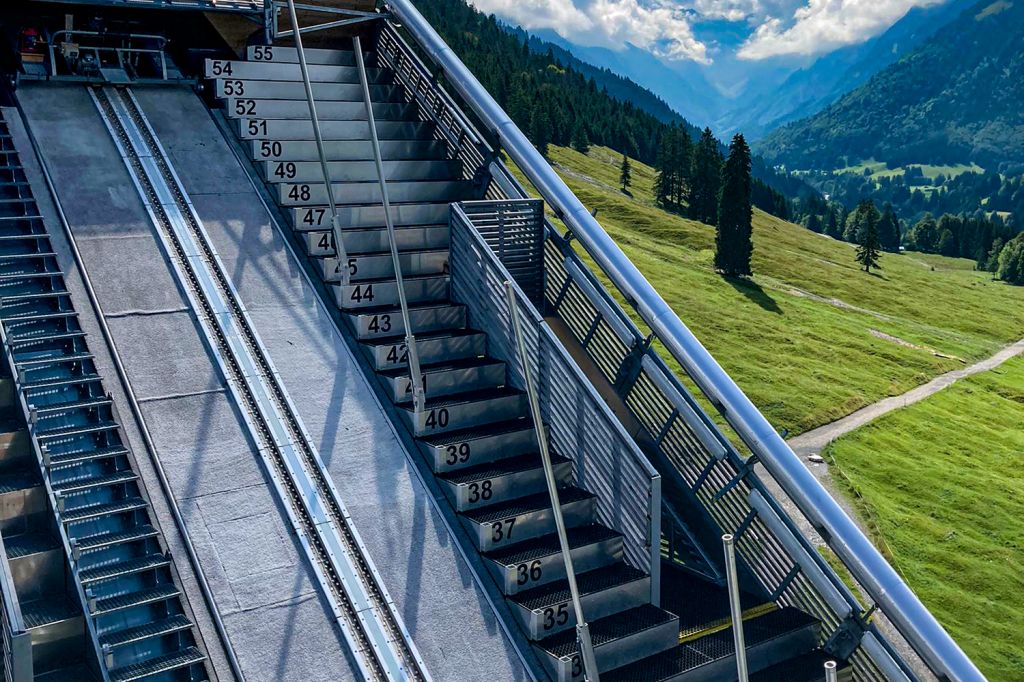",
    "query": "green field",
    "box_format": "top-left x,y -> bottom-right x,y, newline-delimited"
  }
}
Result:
516,145 -> 1024,434
825,357 -> 1024,680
